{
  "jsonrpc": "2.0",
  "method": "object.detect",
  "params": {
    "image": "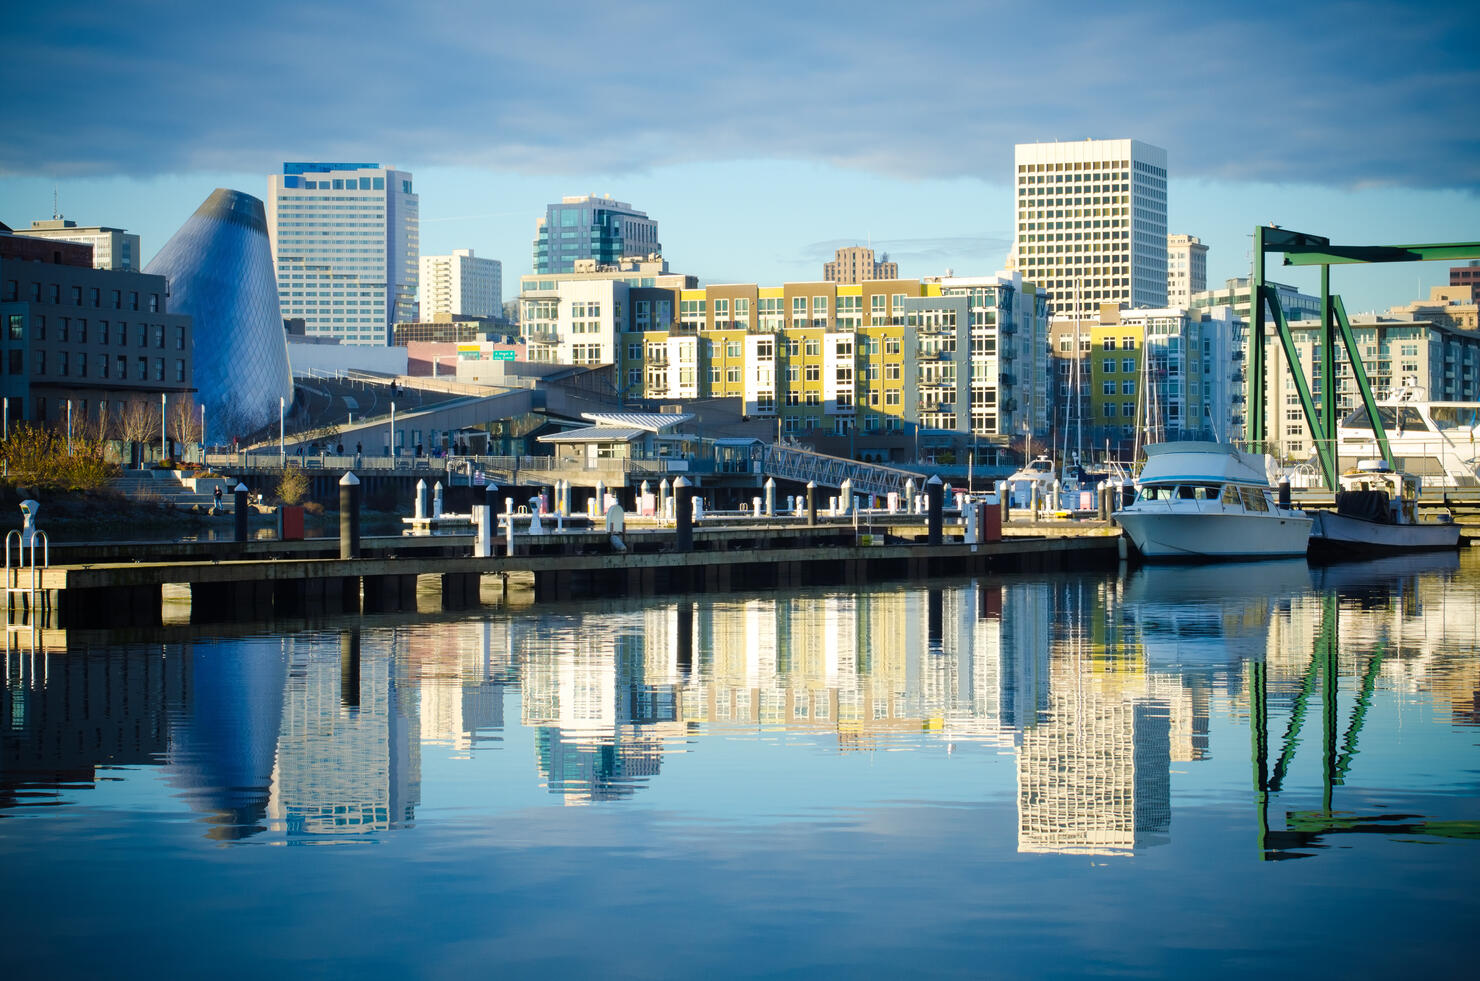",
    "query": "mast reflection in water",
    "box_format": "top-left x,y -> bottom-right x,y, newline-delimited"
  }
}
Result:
2,552 -> 1478,976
